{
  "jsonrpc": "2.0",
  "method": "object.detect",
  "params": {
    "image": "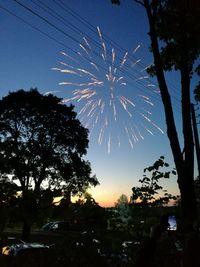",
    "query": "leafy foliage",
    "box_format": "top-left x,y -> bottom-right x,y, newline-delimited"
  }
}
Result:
0,176 -> 19,205
0,176 -> 19,234
111,0 -> 120,4
143,0 -> 200,77
131,156 -> 177,206
113,194 -> 132,229
0,89 -> 98,239
0,89 -> 98,193
111,0 -> 200,227
194,82 -> 200,102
